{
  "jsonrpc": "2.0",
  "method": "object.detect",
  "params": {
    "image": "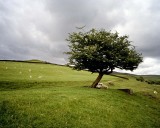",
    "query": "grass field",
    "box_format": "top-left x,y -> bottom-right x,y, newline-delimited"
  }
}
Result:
0,61 -> 160,128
